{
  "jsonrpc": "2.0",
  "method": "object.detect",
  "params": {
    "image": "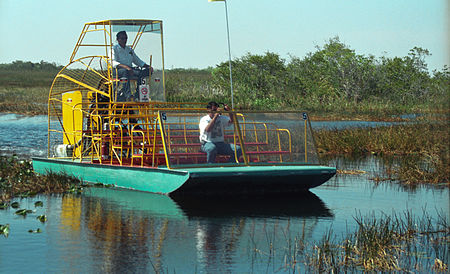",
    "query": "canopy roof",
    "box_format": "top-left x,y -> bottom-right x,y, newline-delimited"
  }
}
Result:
86,19 -> 162,26
85,19 -> 163,33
